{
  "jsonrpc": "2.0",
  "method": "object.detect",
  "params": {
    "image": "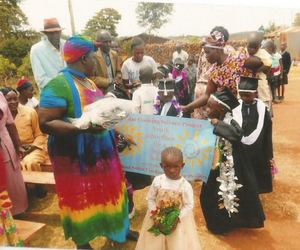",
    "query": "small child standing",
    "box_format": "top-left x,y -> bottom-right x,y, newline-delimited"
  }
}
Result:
263,41 -> 283,103
184,54 -> 197,102
200,87 -> 265,235
153,79 -> 183,117
233,76 -> 277,193
132,65 -> 158,115
246,32 -> 273,112
172,58 -> 190,118
135,146 -> 201,250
